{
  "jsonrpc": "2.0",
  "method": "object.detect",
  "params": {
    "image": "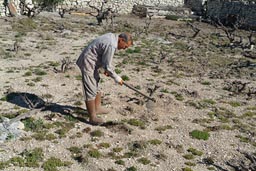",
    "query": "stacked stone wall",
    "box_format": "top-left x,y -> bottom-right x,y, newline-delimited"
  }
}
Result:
0,0 -> 184,16
206,0 -> 256,28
